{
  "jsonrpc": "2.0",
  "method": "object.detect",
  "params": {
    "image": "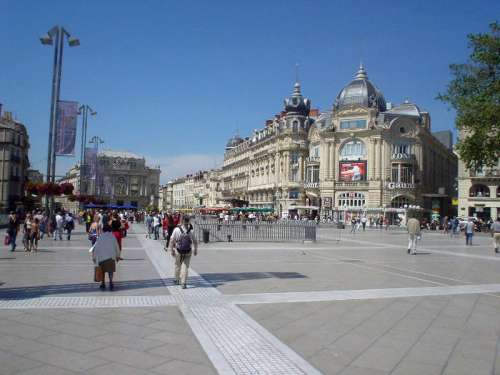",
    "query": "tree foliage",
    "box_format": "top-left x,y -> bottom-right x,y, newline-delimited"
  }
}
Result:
438,21 -> 500,170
